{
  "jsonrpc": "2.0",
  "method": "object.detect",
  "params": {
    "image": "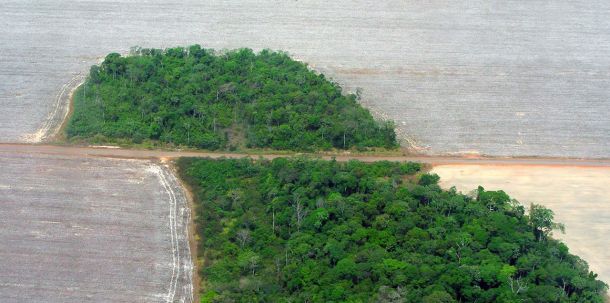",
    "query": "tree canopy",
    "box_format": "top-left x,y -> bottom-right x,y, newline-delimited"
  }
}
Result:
177,157 -> 607,302
67,46 -> 397,151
